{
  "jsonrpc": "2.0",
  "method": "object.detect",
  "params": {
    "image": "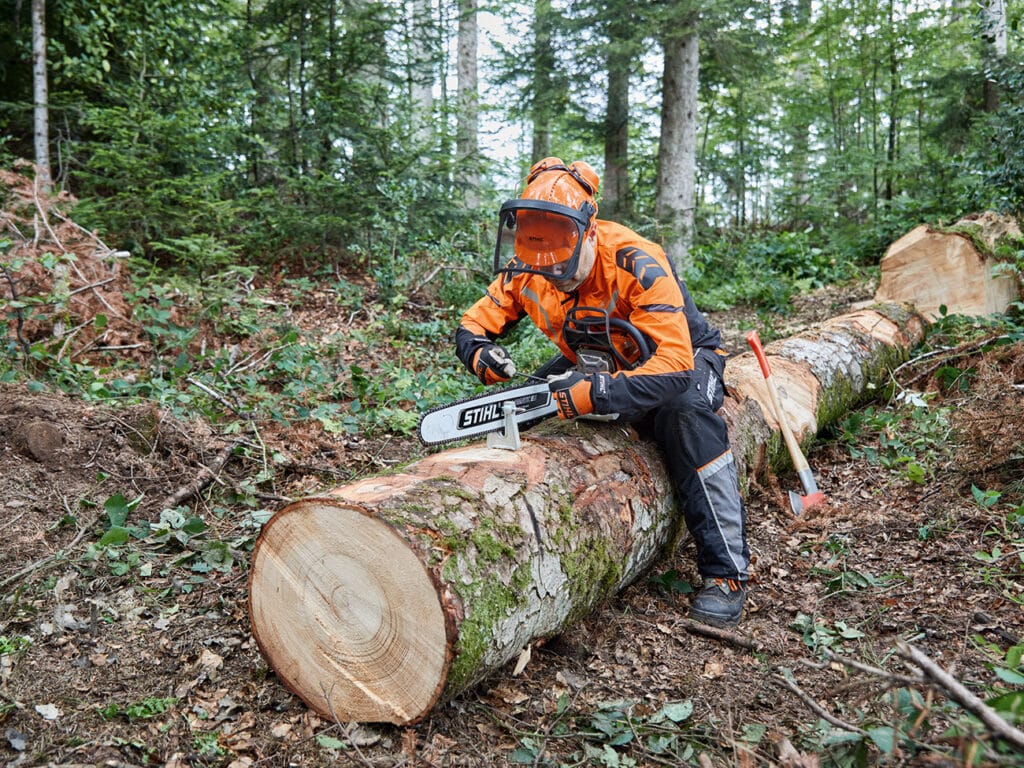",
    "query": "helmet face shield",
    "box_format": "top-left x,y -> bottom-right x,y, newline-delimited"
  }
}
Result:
494,199 -> 595,279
